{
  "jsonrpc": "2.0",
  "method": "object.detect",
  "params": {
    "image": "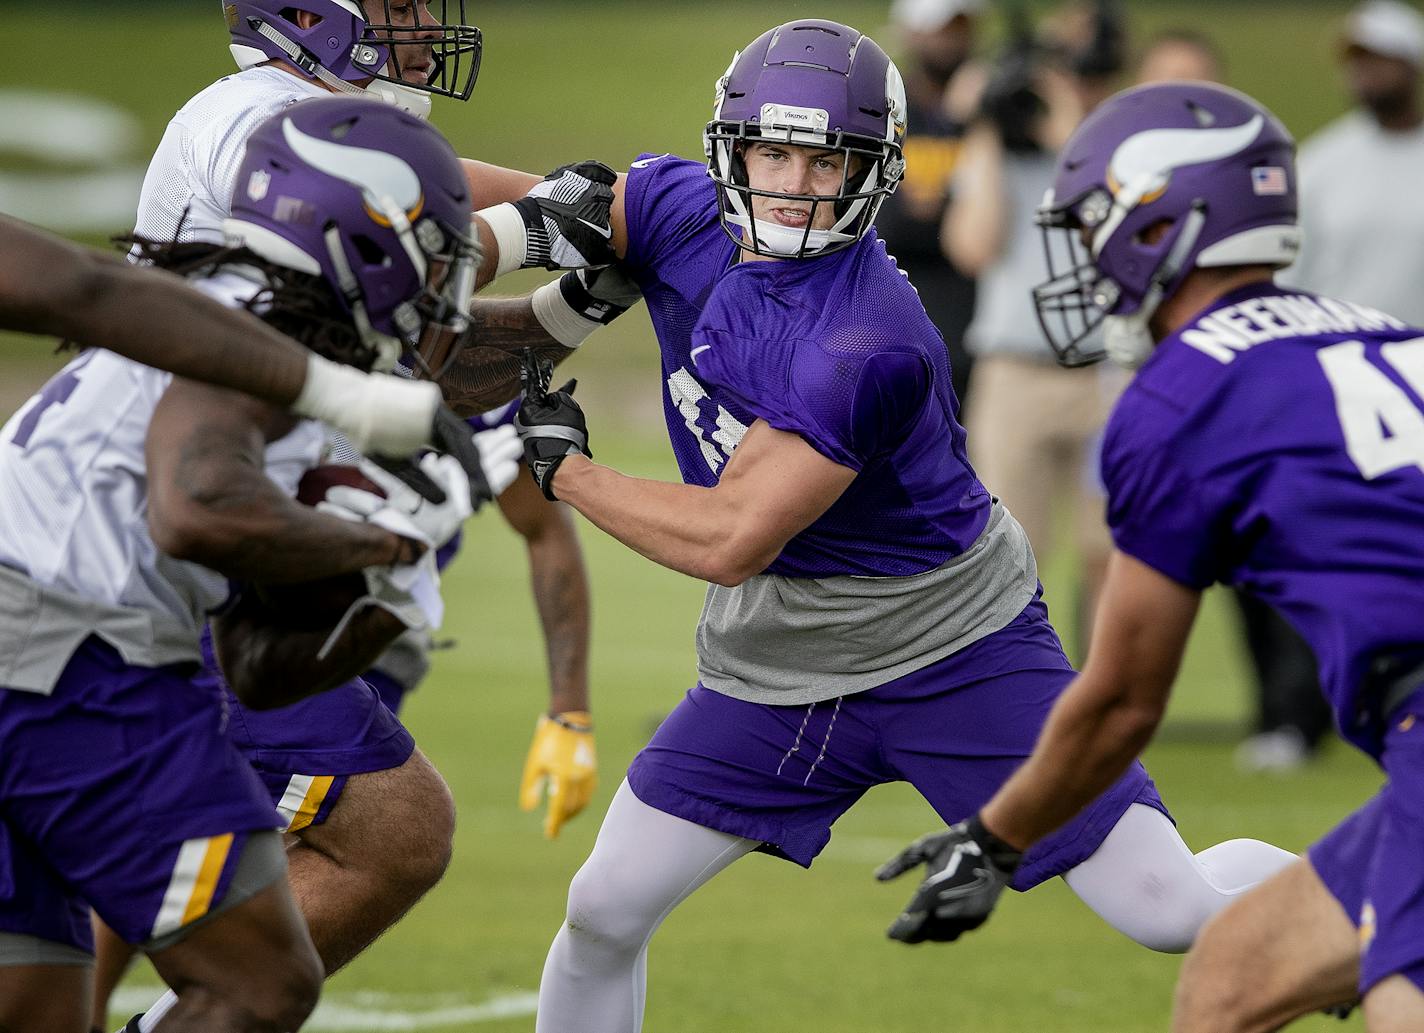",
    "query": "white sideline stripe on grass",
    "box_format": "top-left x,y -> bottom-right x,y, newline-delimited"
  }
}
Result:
111,987 -> 539,1030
